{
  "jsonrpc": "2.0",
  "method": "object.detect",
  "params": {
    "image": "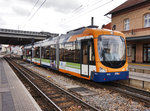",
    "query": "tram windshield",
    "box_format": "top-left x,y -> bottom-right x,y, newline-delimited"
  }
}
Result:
98,35 -> 126,68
